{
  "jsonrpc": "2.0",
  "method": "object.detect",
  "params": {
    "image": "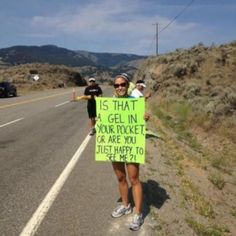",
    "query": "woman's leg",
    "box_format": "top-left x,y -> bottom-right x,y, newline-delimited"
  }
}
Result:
112,162 -> 129,206
127,163 -> 142,214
